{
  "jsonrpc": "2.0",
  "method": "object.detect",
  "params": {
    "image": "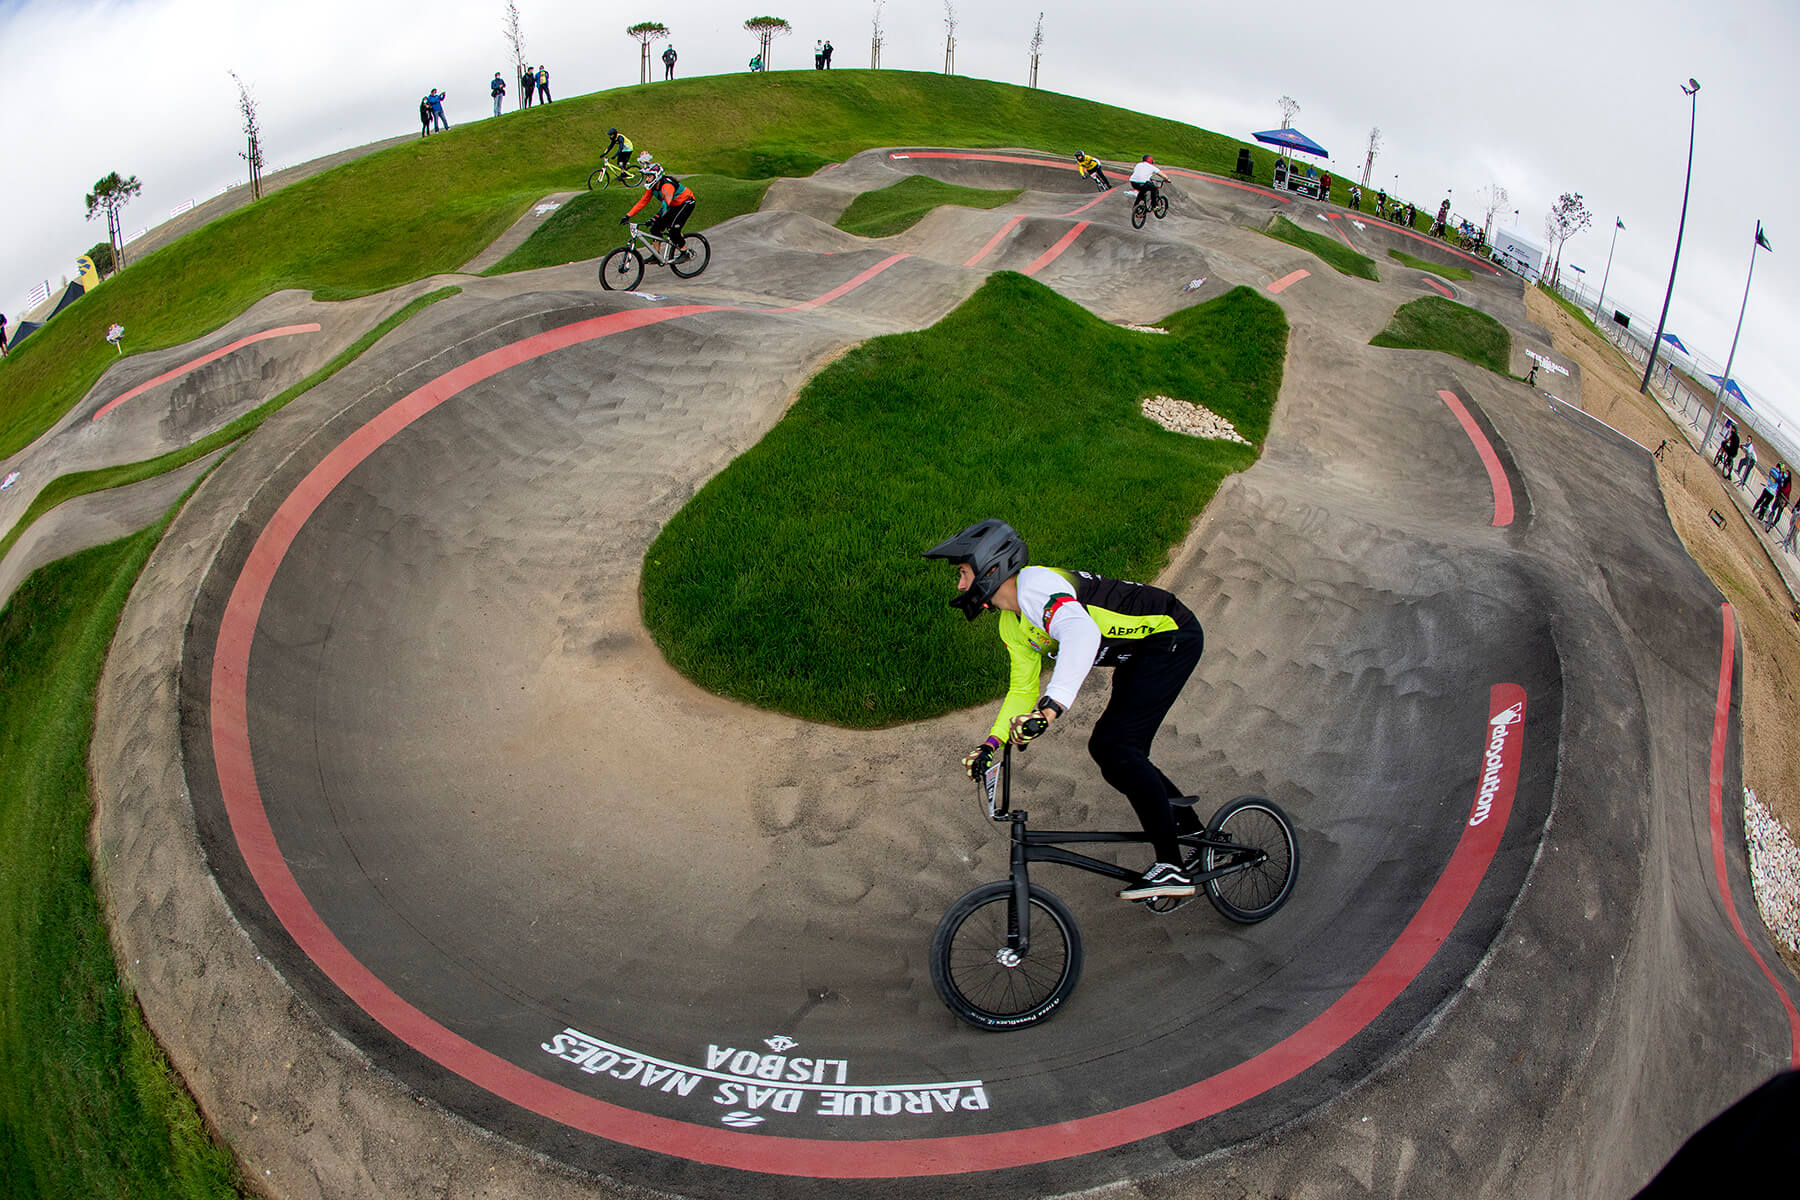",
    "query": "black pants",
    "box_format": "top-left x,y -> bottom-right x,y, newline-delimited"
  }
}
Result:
649,198 -> 695,248
1088,625 -> 1204,864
